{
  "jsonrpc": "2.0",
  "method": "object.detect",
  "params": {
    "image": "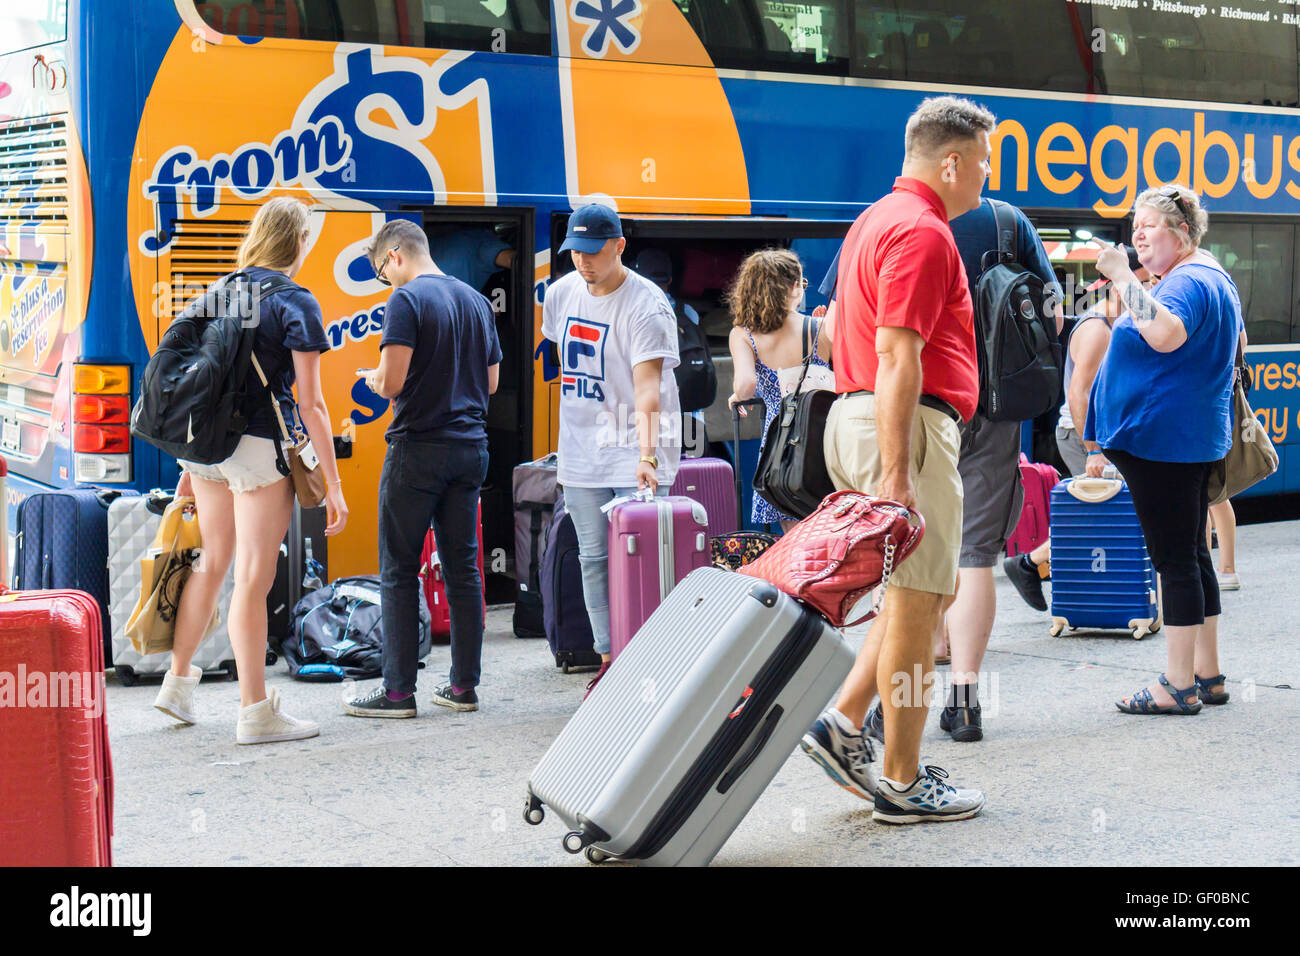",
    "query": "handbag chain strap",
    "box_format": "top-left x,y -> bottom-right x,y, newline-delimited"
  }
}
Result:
868,535 -> 898,619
